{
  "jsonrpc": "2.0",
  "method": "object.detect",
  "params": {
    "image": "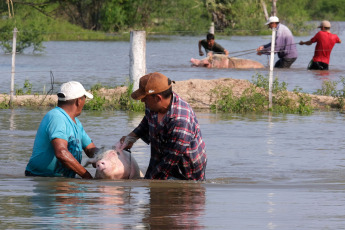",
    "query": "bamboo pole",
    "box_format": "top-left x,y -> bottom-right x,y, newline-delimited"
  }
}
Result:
129,31 -> 146,92
10,27 -> 18,108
